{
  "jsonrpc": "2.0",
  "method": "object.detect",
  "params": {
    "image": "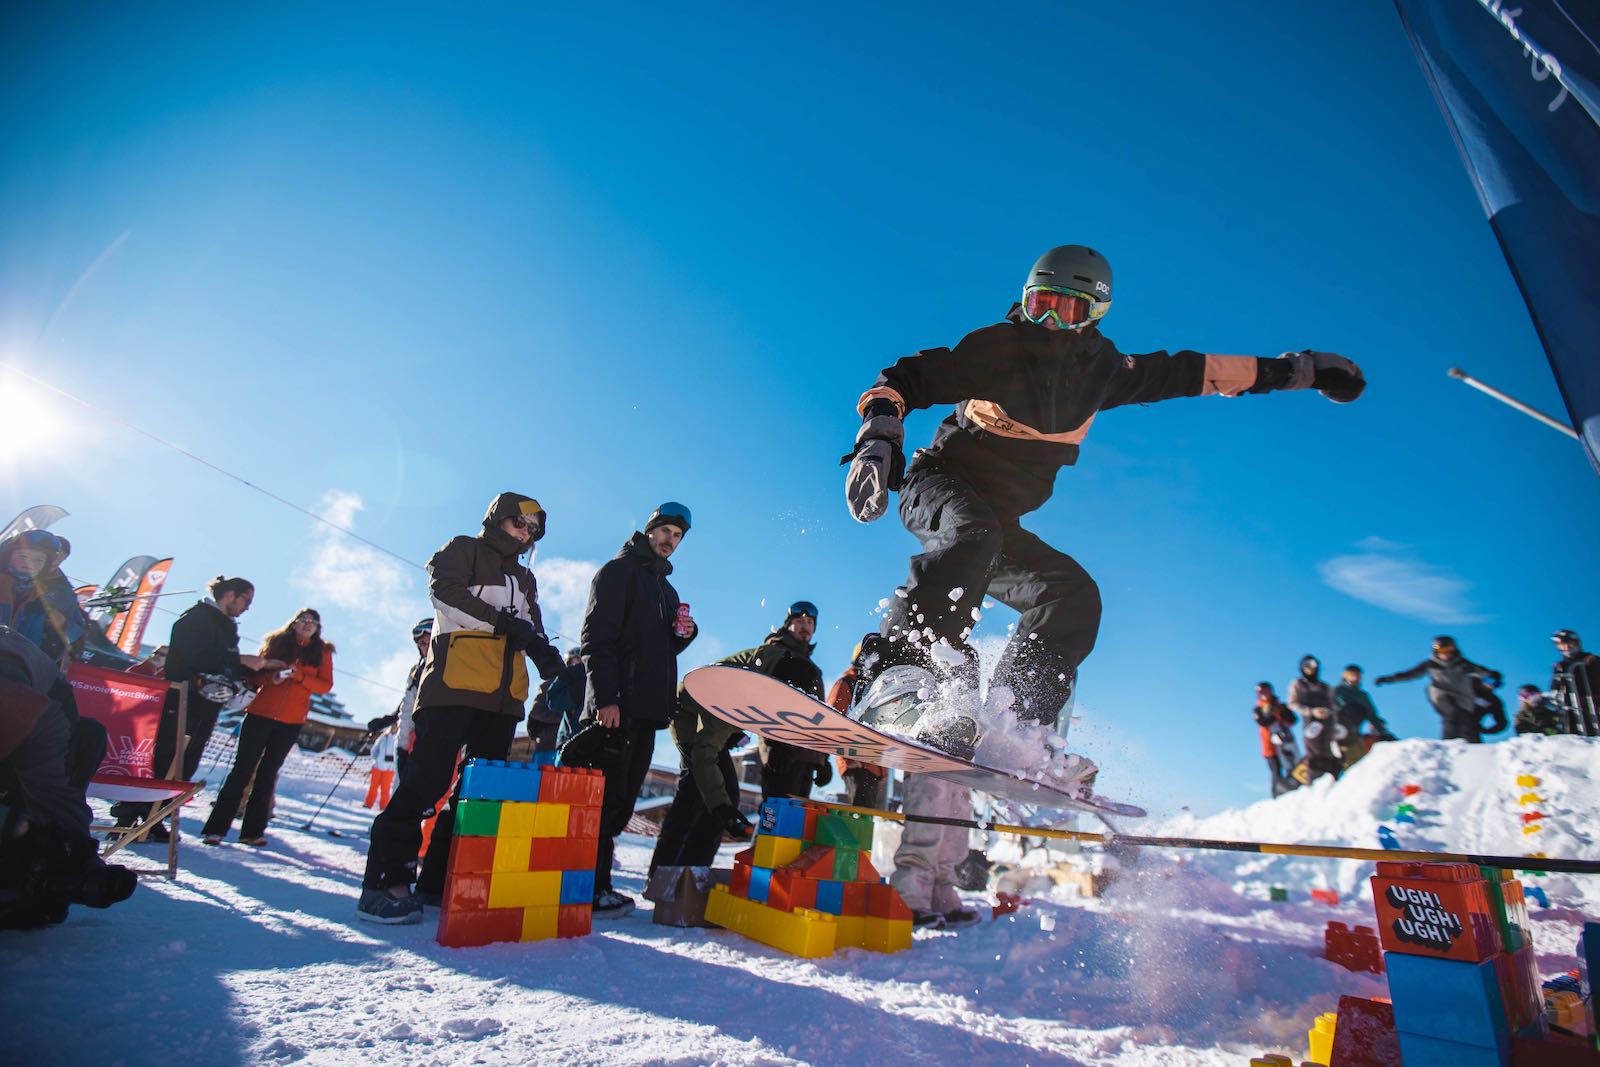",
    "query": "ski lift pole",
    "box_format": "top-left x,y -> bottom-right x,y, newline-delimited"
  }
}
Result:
806,798 -> 1600,876
1448,368 -> 1580,441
